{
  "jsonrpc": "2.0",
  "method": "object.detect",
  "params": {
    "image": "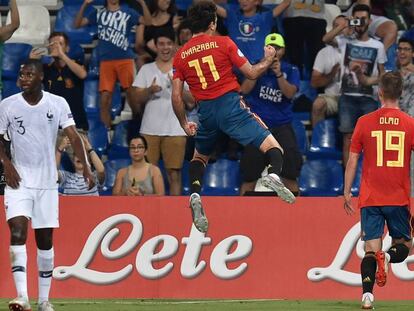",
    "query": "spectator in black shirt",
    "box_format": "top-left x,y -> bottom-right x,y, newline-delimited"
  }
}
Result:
30,32 -> 89,131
